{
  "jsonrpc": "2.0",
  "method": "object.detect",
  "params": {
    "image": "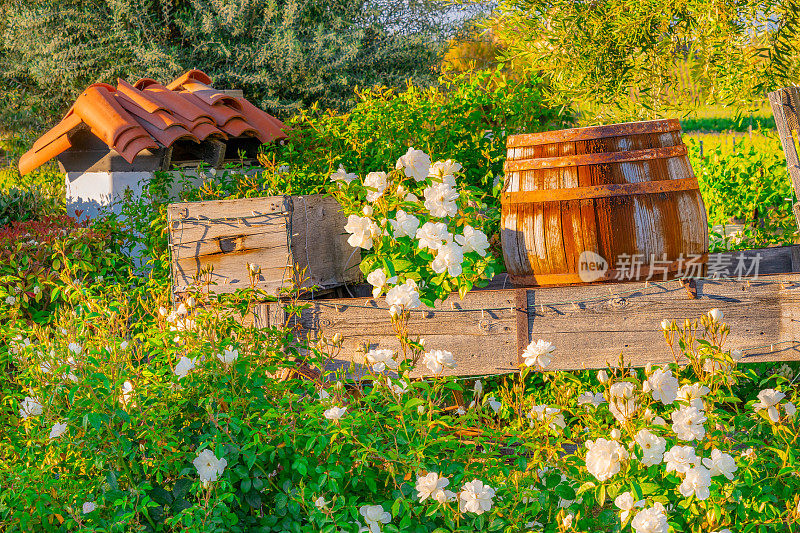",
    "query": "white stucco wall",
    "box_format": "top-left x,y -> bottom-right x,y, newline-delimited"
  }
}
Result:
65,171 -> 151,221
